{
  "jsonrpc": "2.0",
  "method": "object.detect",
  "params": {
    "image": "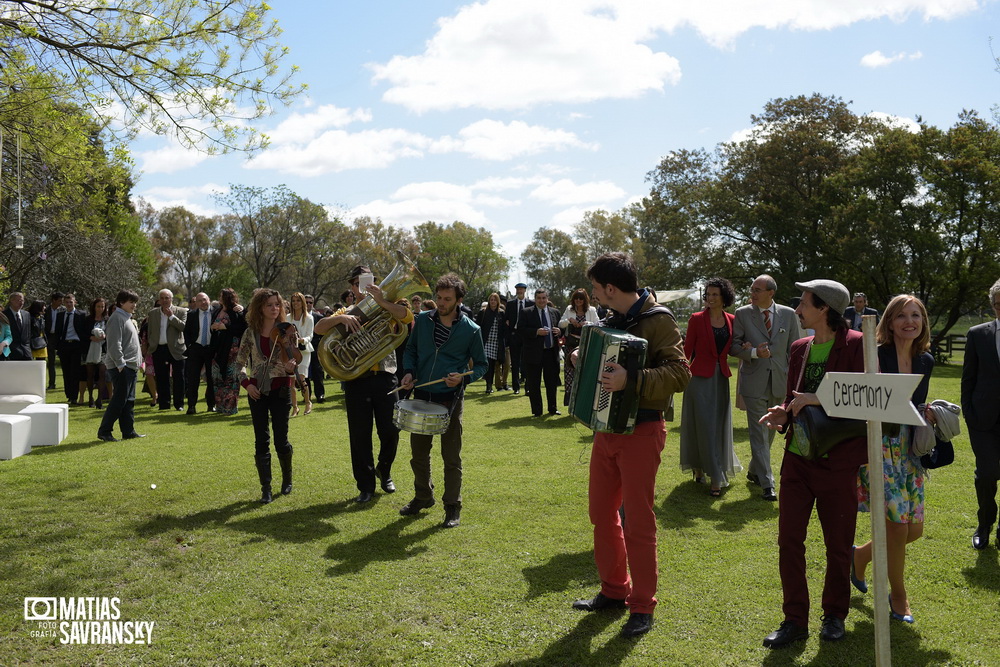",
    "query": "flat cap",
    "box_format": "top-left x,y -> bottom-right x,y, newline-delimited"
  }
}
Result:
795,279 -> 850,315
